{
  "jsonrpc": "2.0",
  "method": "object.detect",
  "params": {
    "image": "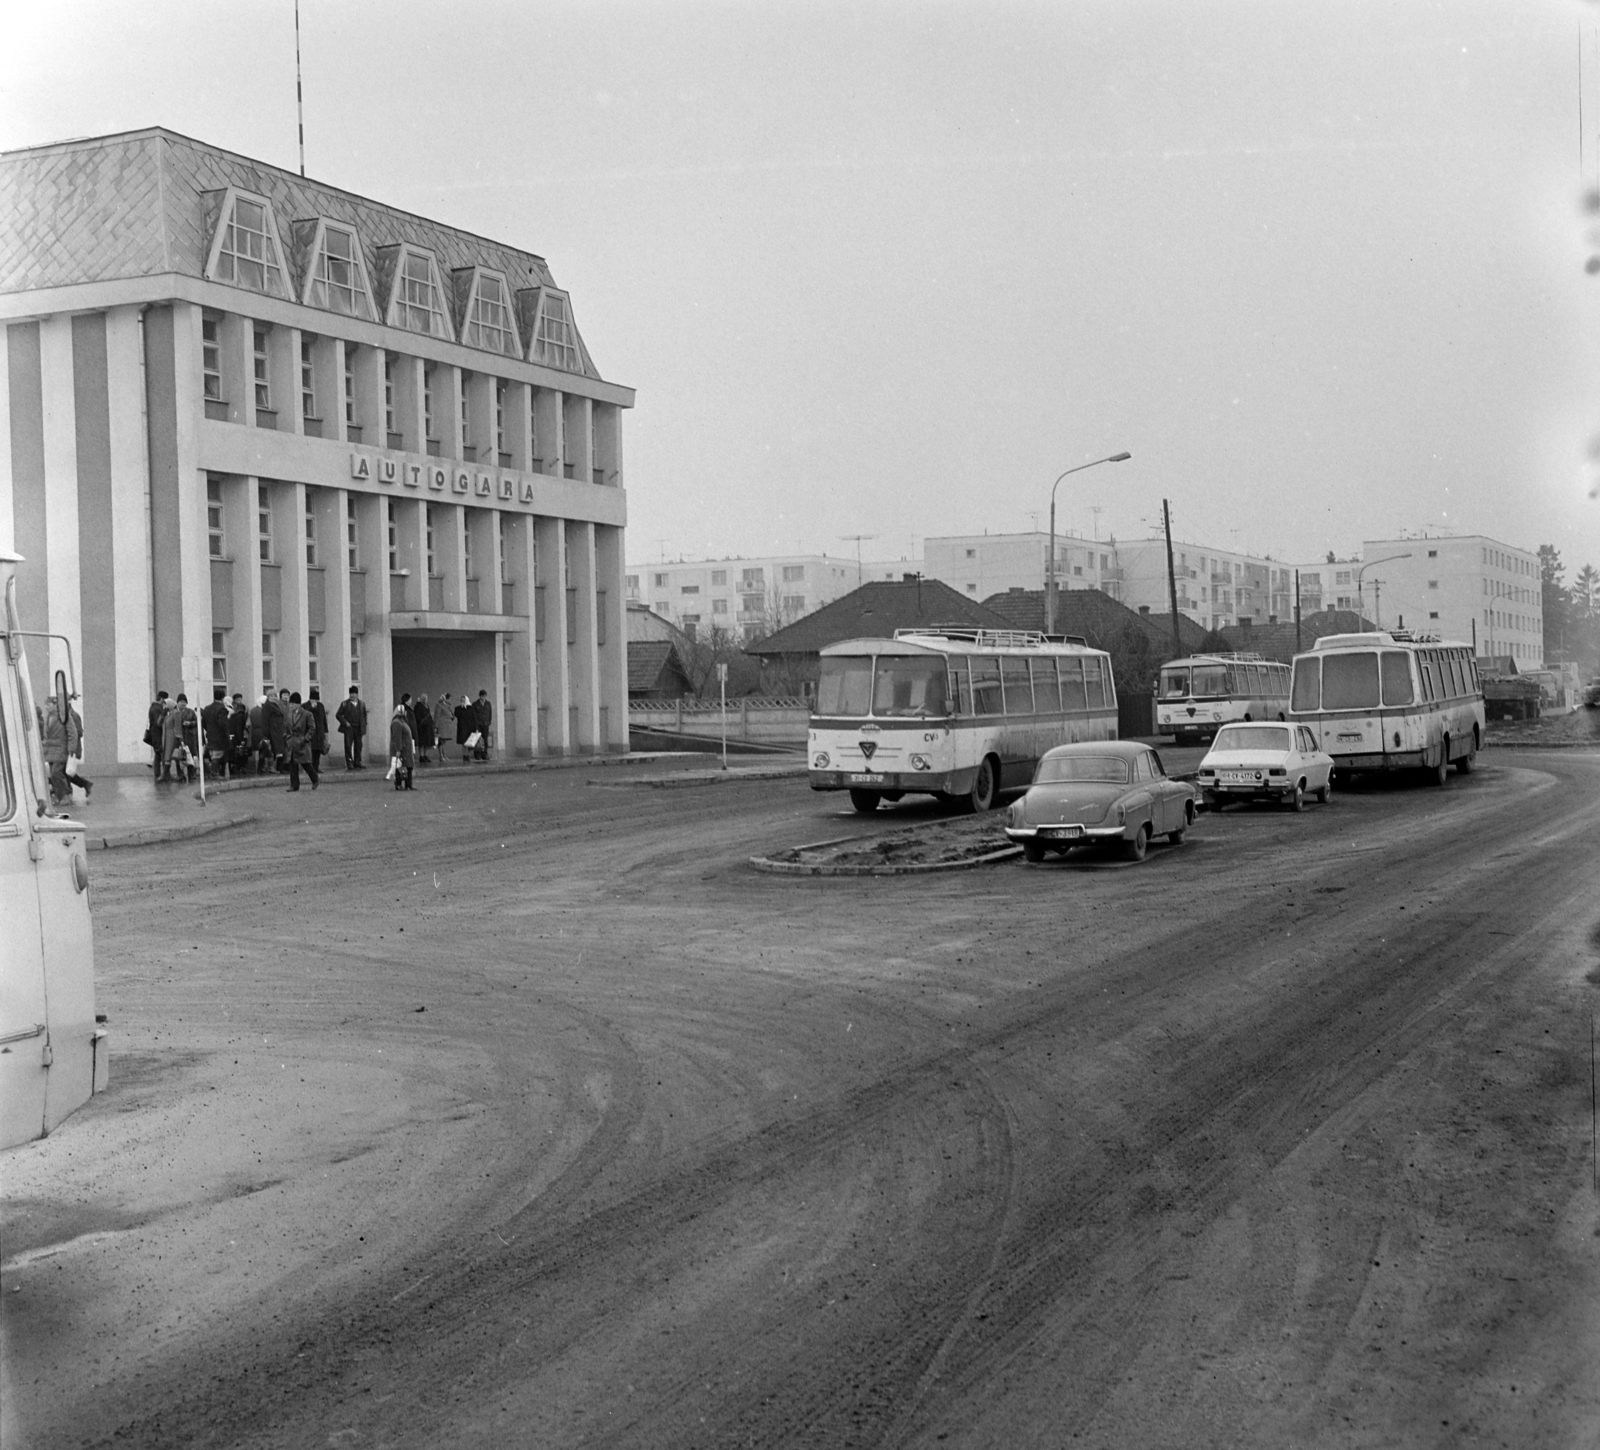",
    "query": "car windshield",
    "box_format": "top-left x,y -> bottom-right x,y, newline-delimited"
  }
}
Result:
870,657 -> 949,717
1035,754 -> 1130,784
1212,724 -> 1291,752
